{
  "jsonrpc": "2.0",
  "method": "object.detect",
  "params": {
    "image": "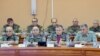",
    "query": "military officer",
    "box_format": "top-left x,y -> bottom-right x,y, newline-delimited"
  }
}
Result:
3,18 -> 20,33
25,26 -> 46,43
66,18 -> 80,35
74,24 -> 97,43
48,25 -> 69,46
89,20 -> 100,32
27,18 -> 42,33
47,18 -> 58,34
2,26 -> 19,44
